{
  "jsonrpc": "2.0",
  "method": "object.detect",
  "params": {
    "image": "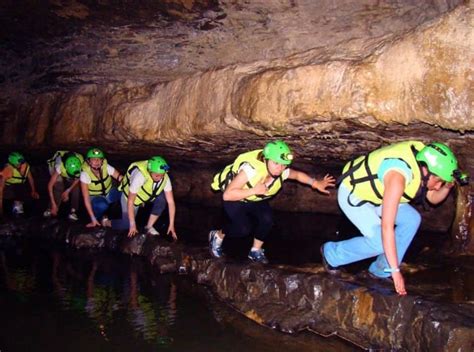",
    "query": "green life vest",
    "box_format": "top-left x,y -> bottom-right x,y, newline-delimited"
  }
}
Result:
47,150 -> 84,179
119,160 -> 169,206
81,159 -> 112,196
340,140 -> 425,205
211,149 -> 284,202
5,163 -> 30,185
